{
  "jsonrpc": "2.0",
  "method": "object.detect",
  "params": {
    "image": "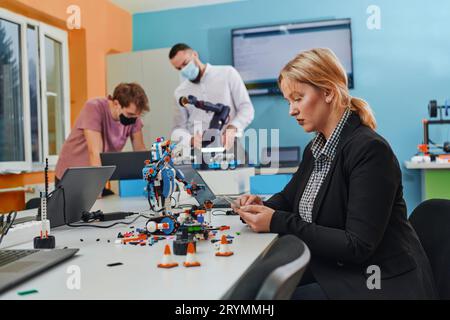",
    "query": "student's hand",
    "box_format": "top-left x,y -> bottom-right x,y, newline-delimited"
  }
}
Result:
236,205 -> 275,233
191,132 -> 203,150
238,194 -> 263,207
222,125 -> 237,151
